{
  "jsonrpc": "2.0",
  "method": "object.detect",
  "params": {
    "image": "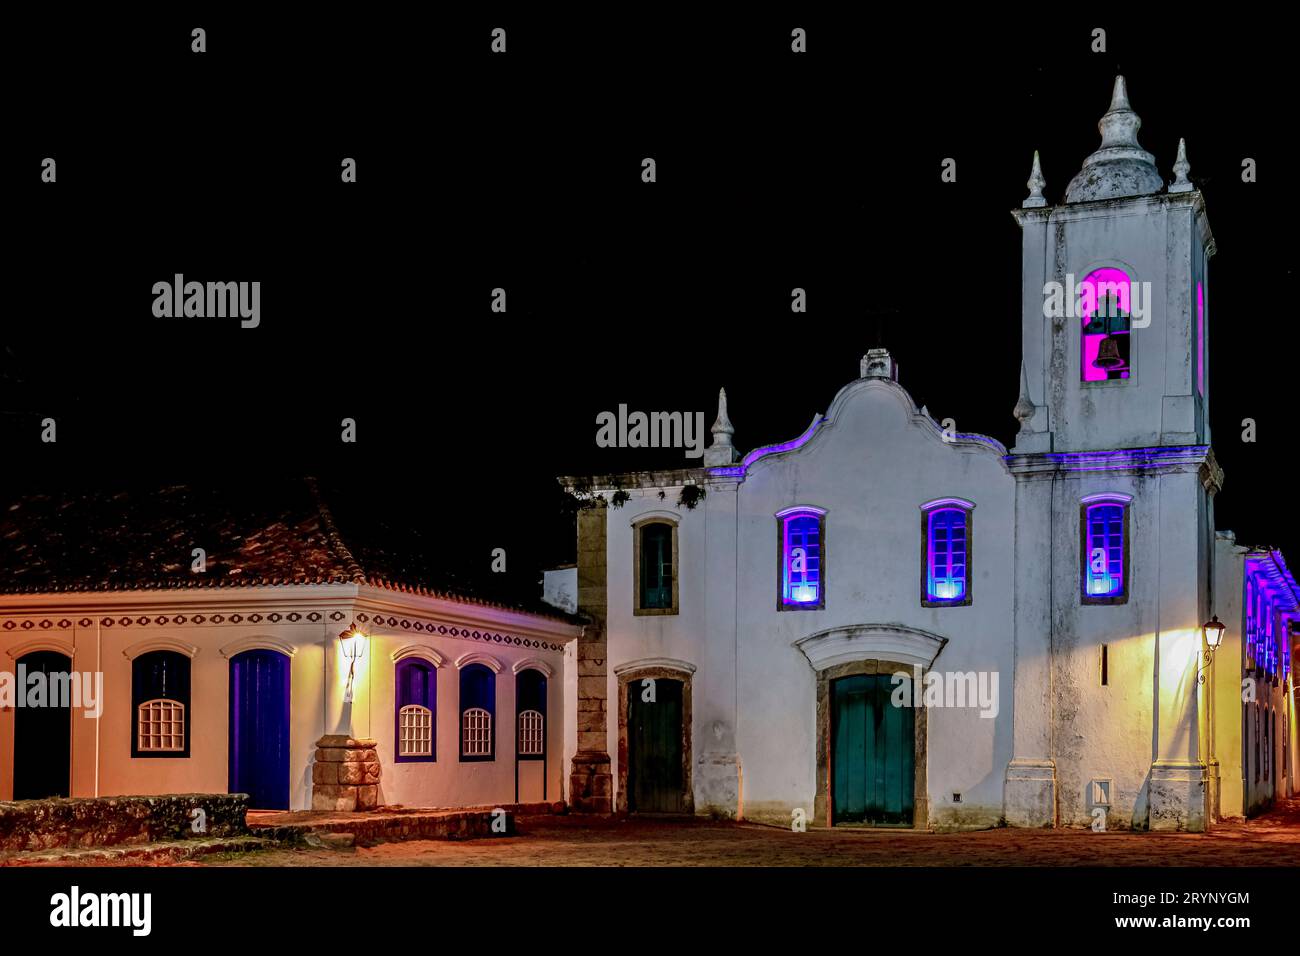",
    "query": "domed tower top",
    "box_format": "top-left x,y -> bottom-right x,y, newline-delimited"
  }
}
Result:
1065,76 -> 1164,203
